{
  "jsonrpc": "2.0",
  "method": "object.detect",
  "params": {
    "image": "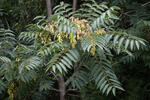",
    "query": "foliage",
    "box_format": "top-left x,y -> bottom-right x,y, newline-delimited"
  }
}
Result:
18,0 -> 146,98
0,0 -> 150,100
